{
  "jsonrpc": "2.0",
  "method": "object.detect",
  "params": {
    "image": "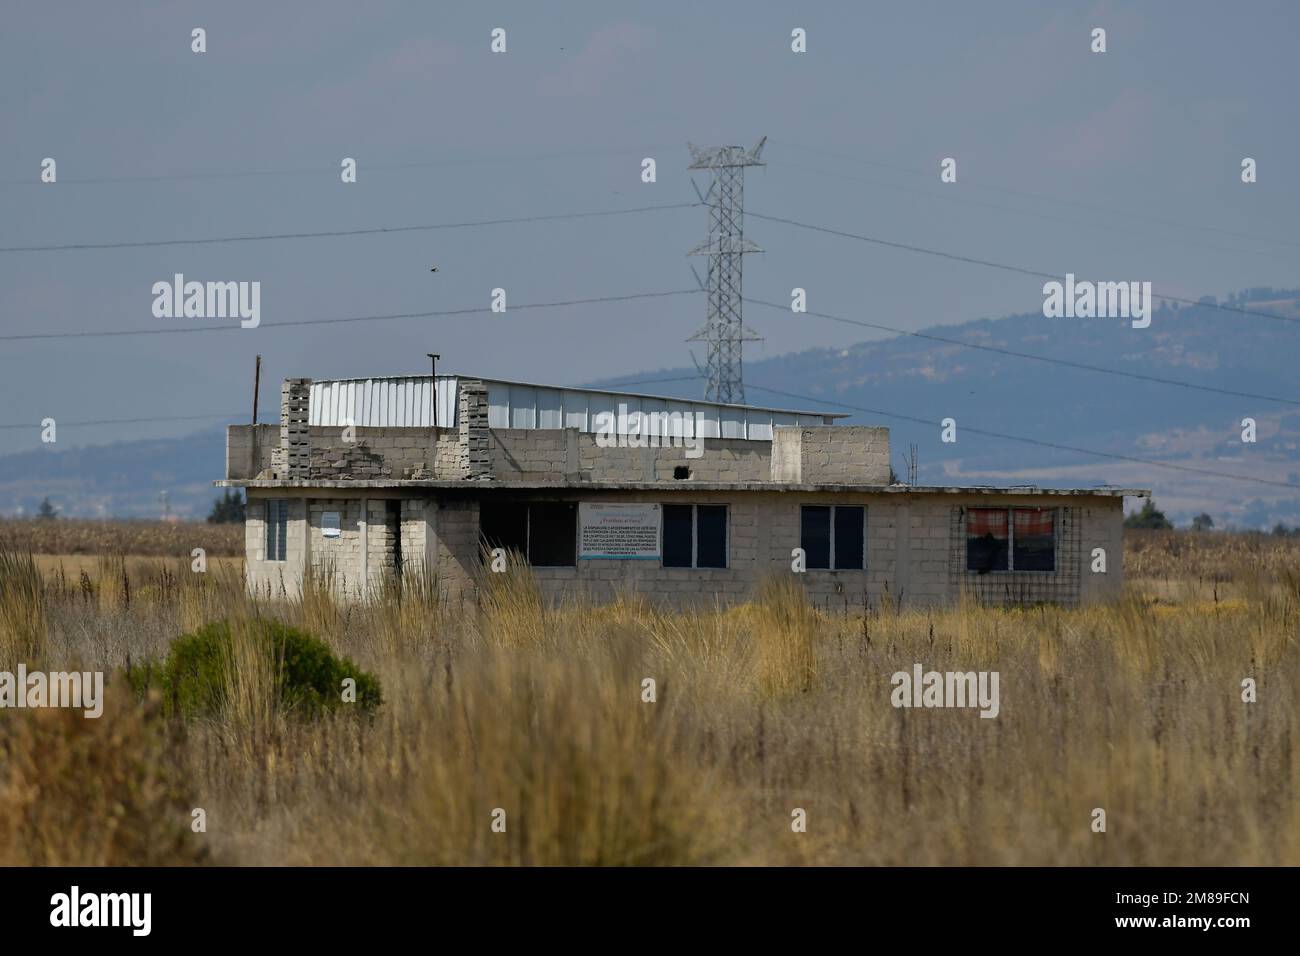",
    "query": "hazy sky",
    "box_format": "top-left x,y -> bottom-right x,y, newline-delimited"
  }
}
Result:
2,0 -> 1296,453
